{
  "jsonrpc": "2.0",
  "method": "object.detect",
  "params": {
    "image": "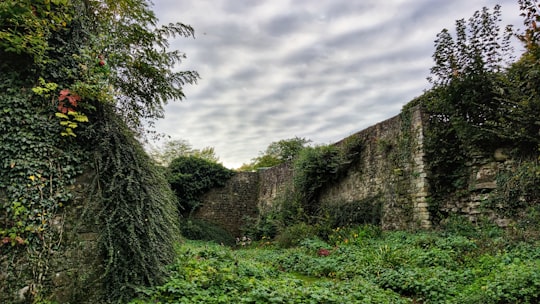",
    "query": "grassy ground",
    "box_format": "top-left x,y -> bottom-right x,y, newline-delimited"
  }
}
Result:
130,222 -> 540,303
